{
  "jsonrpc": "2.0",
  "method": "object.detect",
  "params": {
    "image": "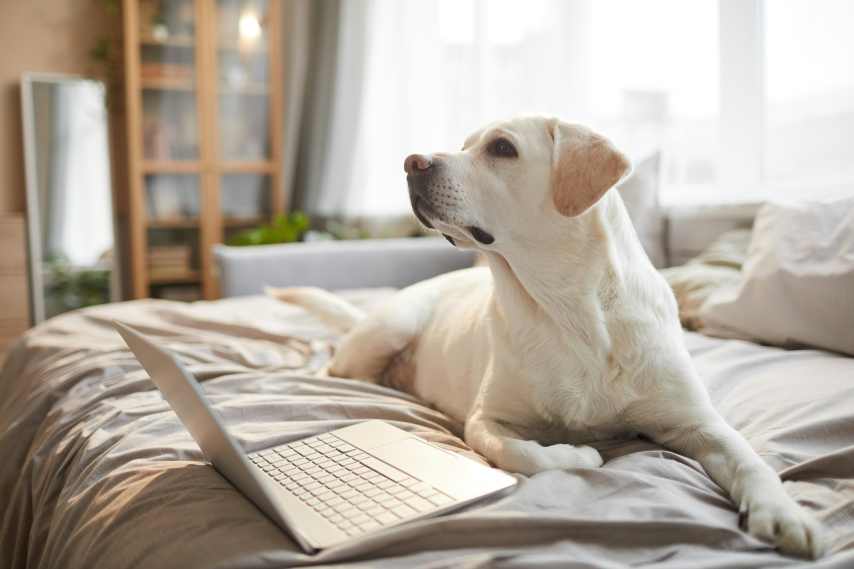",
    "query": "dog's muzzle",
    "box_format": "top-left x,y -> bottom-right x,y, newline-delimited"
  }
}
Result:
403,153 -> 495,246
405,153 -> 442,230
